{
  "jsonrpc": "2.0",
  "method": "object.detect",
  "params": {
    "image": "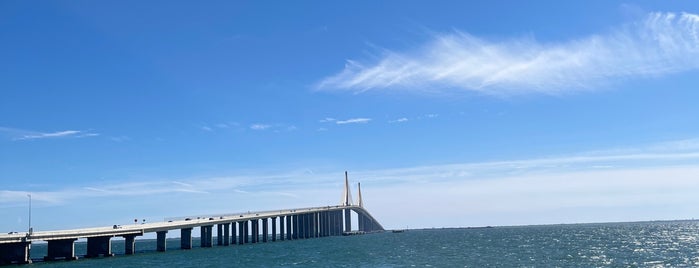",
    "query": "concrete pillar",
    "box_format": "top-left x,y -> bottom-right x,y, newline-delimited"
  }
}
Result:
319,211 -> 328,237
86,236 -> 113,258
0,242 -> 32,264
300,214 -> 304,239
123,234 -> 138,255
278,216 -> 283,241
244,220 -> 249,244
223,223 -> 231,246
358,213 -> 365,232
262,218 -> 269,242
286,215 -> 292,240
231,222 -> 237,245
45,239 -> 78,261
272,217 -> 277,241
329,211 -> 335,236
314,213 -> 319,238
217,224 -> 223,246
305,214 -> 311,239
344,209 -> 351,233
292,215 -> 299,239
181,228 -> 193,249
255,219 -> 260,243
238,221 -> 245,244
201,225 -> 213,248
251,219 -> 257,243
336,210 -> 343,235
156,231 -> 167,252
